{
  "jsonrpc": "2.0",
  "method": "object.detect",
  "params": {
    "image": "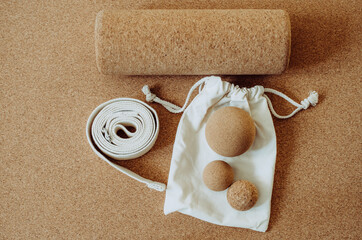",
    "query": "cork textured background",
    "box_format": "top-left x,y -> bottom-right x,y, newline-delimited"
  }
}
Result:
1,0 -> 361,239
